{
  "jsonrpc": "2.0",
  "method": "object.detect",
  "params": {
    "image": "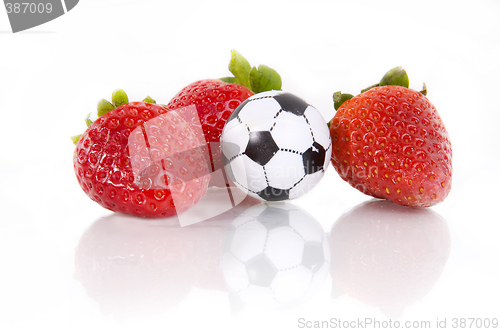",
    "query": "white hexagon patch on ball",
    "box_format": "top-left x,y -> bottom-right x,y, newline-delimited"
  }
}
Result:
220,91 -> 332,201
221,203 -> 331,310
